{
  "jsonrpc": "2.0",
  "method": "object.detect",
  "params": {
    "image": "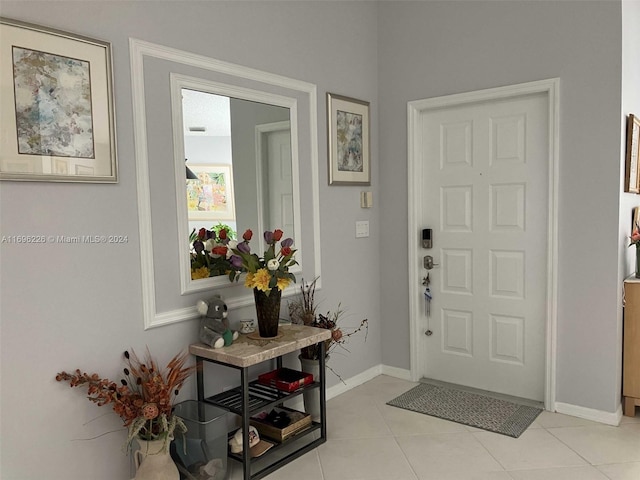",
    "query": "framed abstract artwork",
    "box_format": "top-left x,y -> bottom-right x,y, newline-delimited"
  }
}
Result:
327,93 -> 370,185
626,114 -> 640,194
186,163 -> 236,221
0,17 -> 117,182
